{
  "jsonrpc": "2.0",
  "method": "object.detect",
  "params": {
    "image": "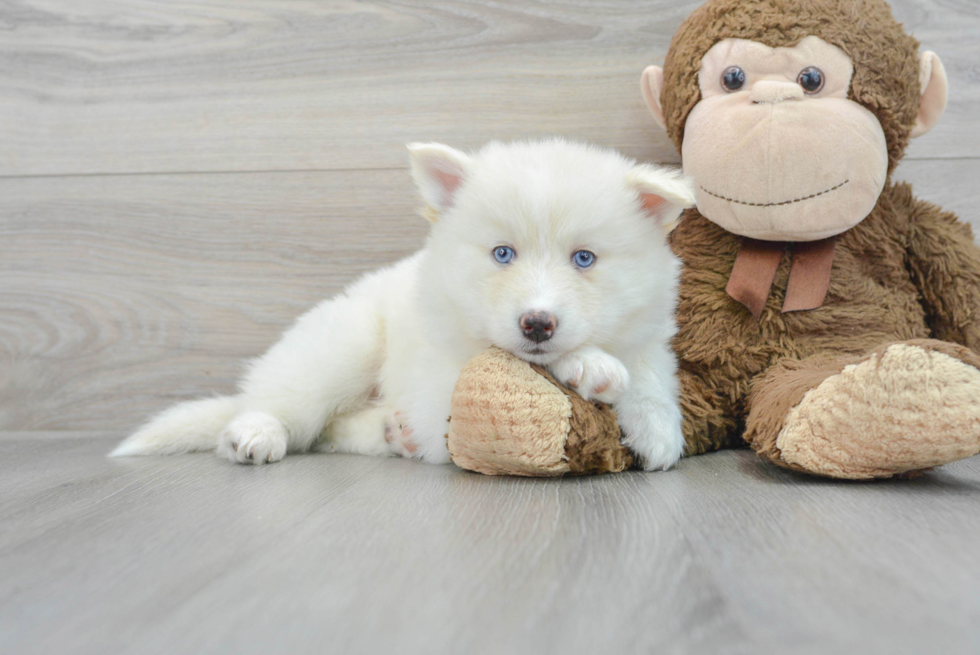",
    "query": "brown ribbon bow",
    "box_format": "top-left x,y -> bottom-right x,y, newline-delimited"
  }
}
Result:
725,237 -> 836,319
